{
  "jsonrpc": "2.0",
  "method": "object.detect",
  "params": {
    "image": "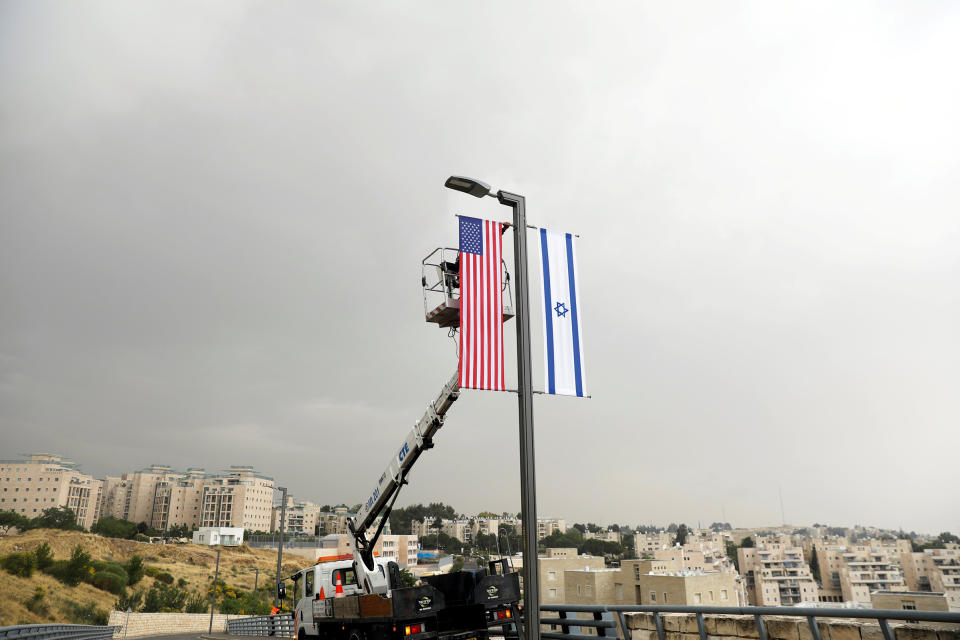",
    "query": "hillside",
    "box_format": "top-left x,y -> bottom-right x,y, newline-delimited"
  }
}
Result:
0,529 -> 311,626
